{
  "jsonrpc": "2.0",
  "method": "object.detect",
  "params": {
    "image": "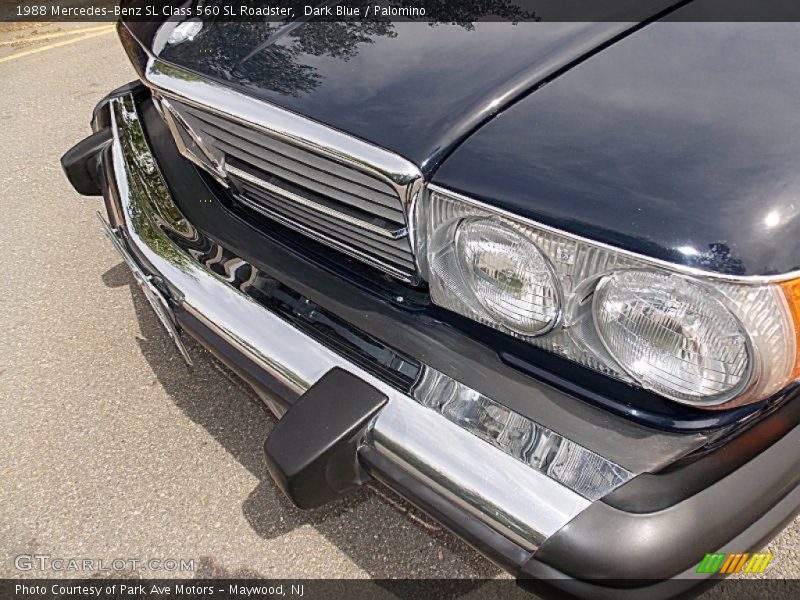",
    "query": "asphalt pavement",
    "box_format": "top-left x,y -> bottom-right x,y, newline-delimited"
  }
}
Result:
0,22 -> 797,589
